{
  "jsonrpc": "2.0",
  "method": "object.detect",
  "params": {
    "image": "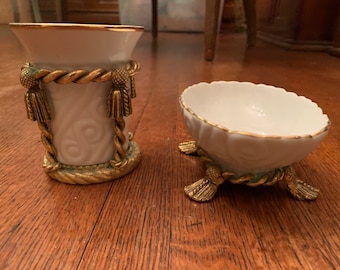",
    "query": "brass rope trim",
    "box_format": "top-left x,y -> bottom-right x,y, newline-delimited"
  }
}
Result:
20,61 -> 140,85
43,139 -> 141,185
37,121 -> 58,169
20,61 -> 141,184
